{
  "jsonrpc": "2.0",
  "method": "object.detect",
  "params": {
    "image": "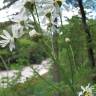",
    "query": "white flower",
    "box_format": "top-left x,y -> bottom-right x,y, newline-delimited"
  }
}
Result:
78,83 -> 94,96
38,0 -> 60,22
37,0 -> 62,16
0,23 -> 23,51
0,30 -> 15,51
